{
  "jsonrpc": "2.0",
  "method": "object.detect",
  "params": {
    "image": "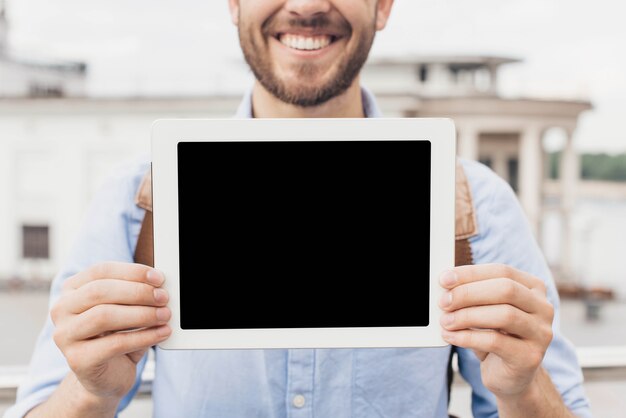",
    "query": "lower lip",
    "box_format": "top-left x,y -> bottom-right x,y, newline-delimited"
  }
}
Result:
270,36 -> 343,59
